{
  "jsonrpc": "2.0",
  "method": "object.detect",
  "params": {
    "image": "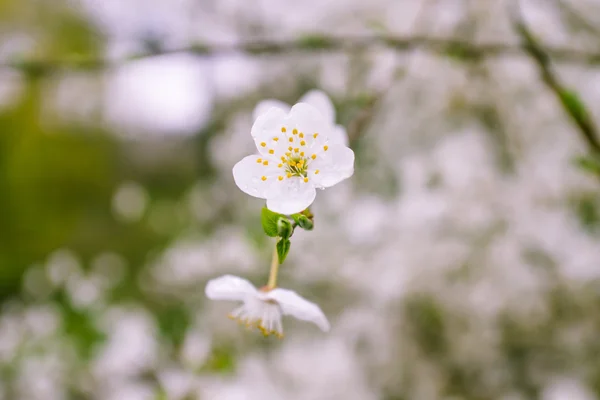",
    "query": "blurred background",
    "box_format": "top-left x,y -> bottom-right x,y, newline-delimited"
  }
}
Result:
1,0 -> 600,399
